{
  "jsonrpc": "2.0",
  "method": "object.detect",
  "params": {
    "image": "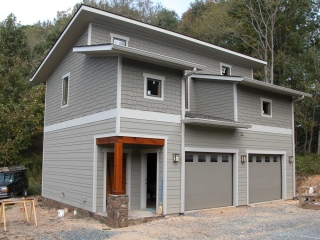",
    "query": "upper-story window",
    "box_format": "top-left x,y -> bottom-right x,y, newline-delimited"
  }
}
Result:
220,63 -> 232,76
143,73 -> 165,101
110,33 -> 129,47
61,73 -> 70,107
261,97 -> 272,117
